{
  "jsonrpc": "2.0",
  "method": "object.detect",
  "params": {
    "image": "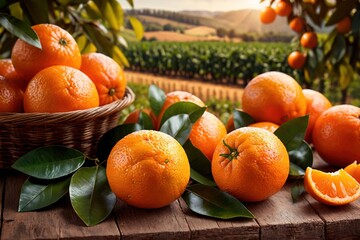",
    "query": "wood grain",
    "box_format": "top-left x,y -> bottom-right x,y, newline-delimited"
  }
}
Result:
0,173 -> 4,232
